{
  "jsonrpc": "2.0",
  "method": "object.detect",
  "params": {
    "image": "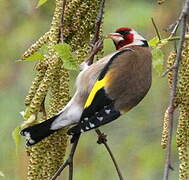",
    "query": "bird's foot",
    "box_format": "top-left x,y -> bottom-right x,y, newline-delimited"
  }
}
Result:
97,132 -> 107,144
